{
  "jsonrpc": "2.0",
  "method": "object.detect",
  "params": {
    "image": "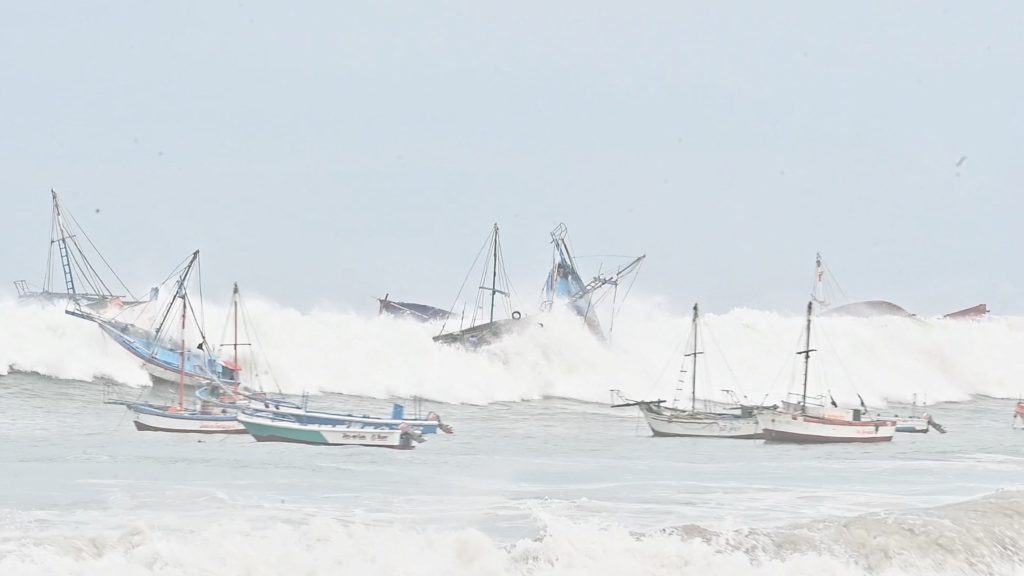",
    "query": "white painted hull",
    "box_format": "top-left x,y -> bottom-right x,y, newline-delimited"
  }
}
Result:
639,404 -> 761,438
132,408 -> 245,434
757,411 -> 896,443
